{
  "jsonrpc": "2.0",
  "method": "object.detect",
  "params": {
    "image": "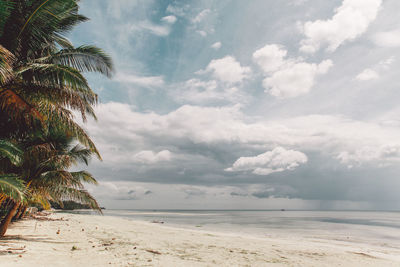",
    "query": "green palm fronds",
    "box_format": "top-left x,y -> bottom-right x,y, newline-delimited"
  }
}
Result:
0,174 -> 25,203
0,0 -> 111,214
